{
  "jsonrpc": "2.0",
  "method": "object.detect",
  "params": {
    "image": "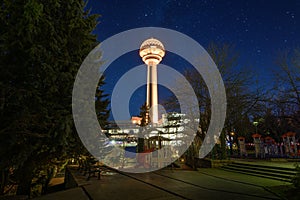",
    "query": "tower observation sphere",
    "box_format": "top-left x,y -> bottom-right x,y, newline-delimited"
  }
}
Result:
139,38 -> 165,125
139,38 -> 165,66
